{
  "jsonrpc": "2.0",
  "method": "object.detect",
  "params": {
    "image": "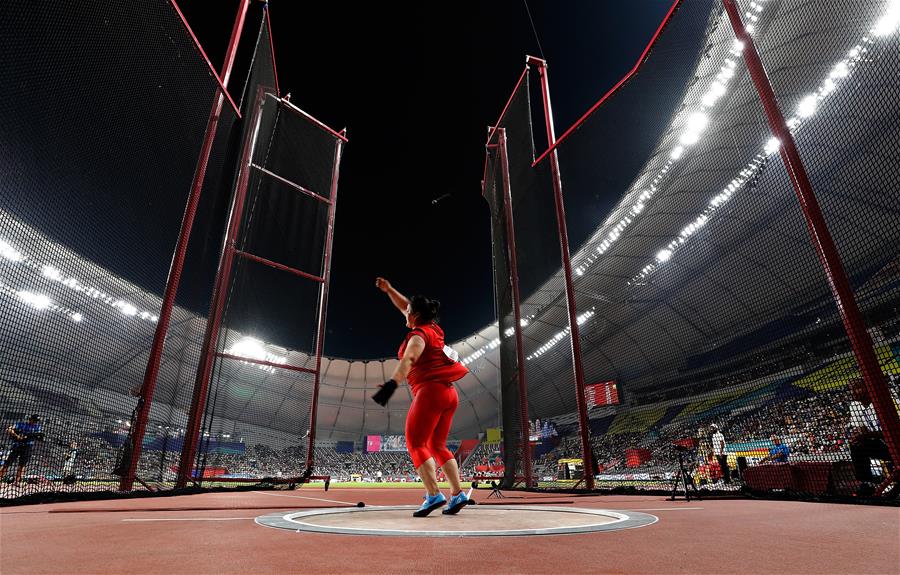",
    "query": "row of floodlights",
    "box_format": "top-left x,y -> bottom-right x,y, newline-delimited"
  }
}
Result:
1,239 -> 158,325
576,3 -> 765,278
461,0 -> 900,367
461,1 -> 776,366
633,16 -> 882,282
